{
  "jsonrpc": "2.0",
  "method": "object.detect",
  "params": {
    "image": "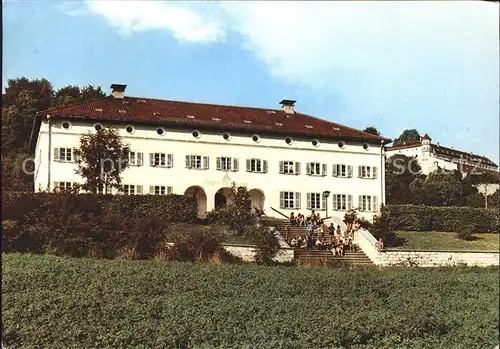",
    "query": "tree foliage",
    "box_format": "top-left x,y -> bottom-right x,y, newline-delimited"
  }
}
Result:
74,127 -> 130,193
2,77 -> 106,192
393,128 -> 421,145
385,154 -> 423,204
363,126 -> 381,136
